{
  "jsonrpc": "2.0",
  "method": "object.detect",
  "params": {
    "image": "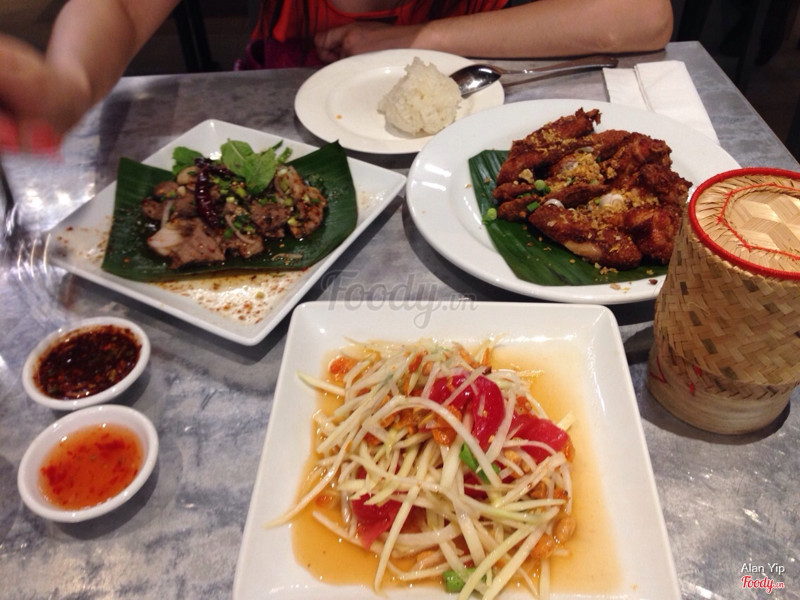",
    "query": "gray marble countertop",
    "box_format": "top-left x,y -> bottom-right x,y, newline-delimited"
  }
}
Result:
1,41 -> 798,599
